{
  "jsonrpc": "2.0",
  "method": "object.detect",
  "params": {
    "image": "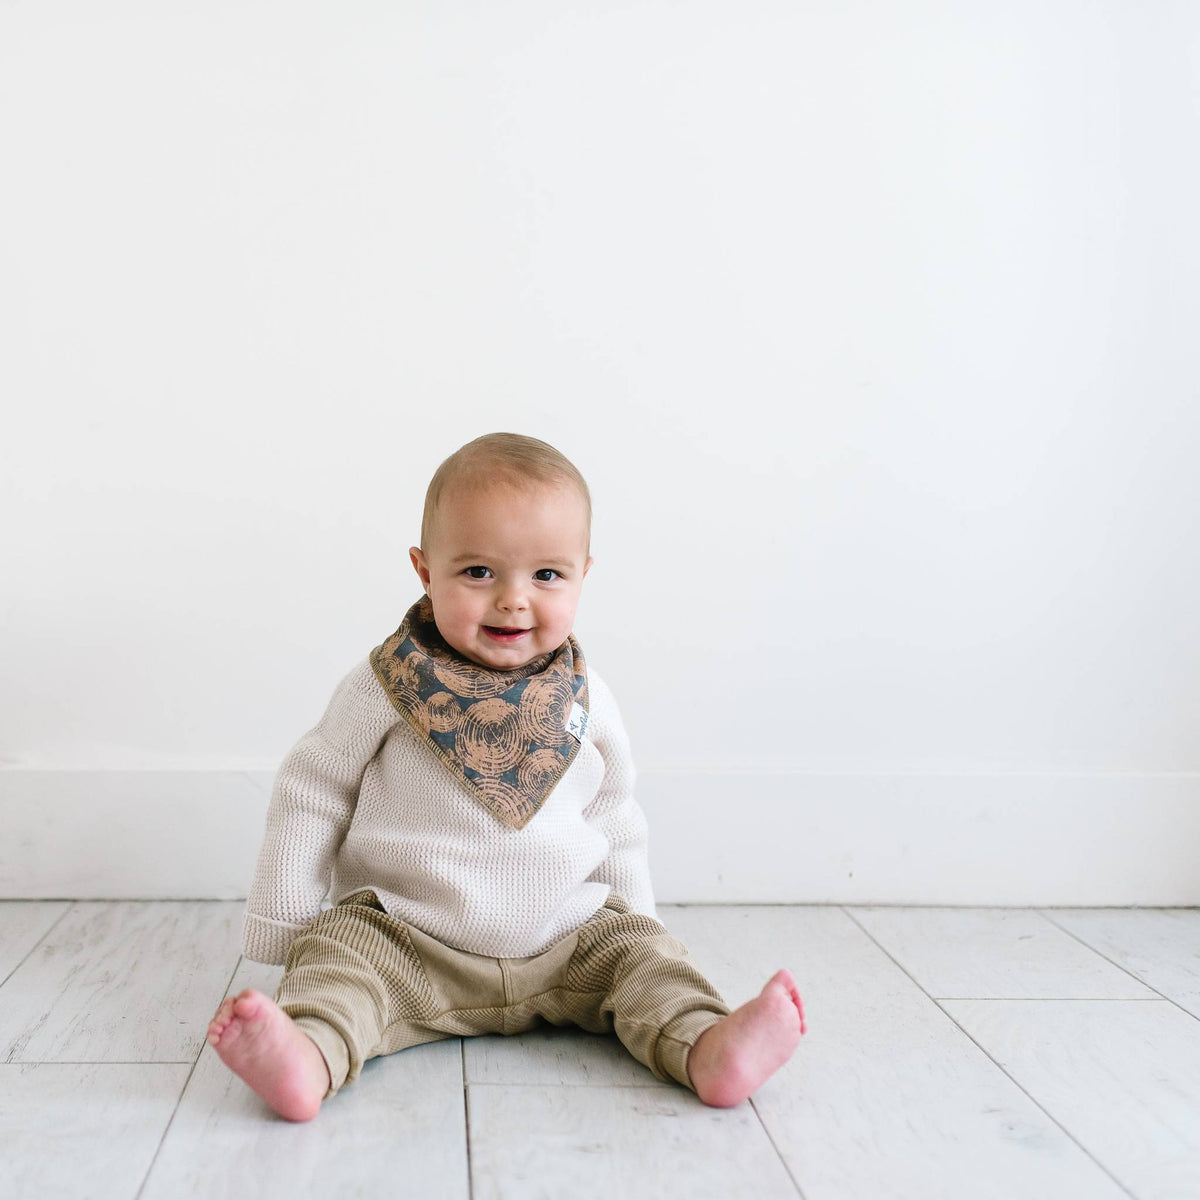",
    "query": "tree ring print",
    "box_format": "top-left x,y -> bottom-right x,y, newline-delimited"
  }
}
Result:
372,598 -> 589,828
517,747 -> 566,795
398,652 -> 424,691
457,698 -> 526,774
426,691 -> 462,733
519,673 -> 574,744
474,776 -> 533,824
378,649 -> 408,689
432,659 -> 514,699
395,686 -> 431,737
